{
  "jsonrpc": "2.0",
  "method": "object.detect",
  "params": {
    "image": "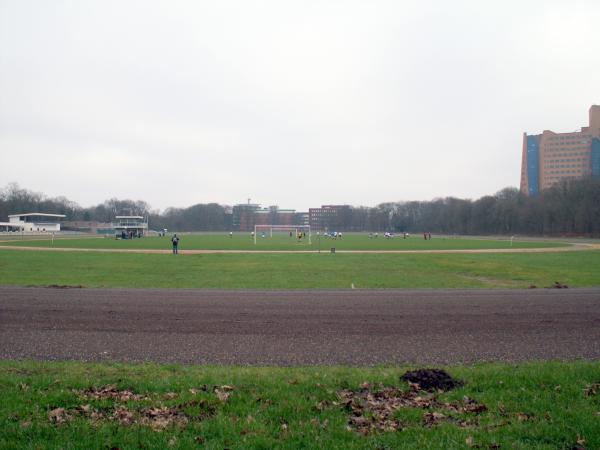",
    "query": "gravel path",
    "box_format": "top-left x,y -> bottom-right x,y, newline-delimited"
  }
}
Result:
0,243 -> 597,254
1,287 -> 599,366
